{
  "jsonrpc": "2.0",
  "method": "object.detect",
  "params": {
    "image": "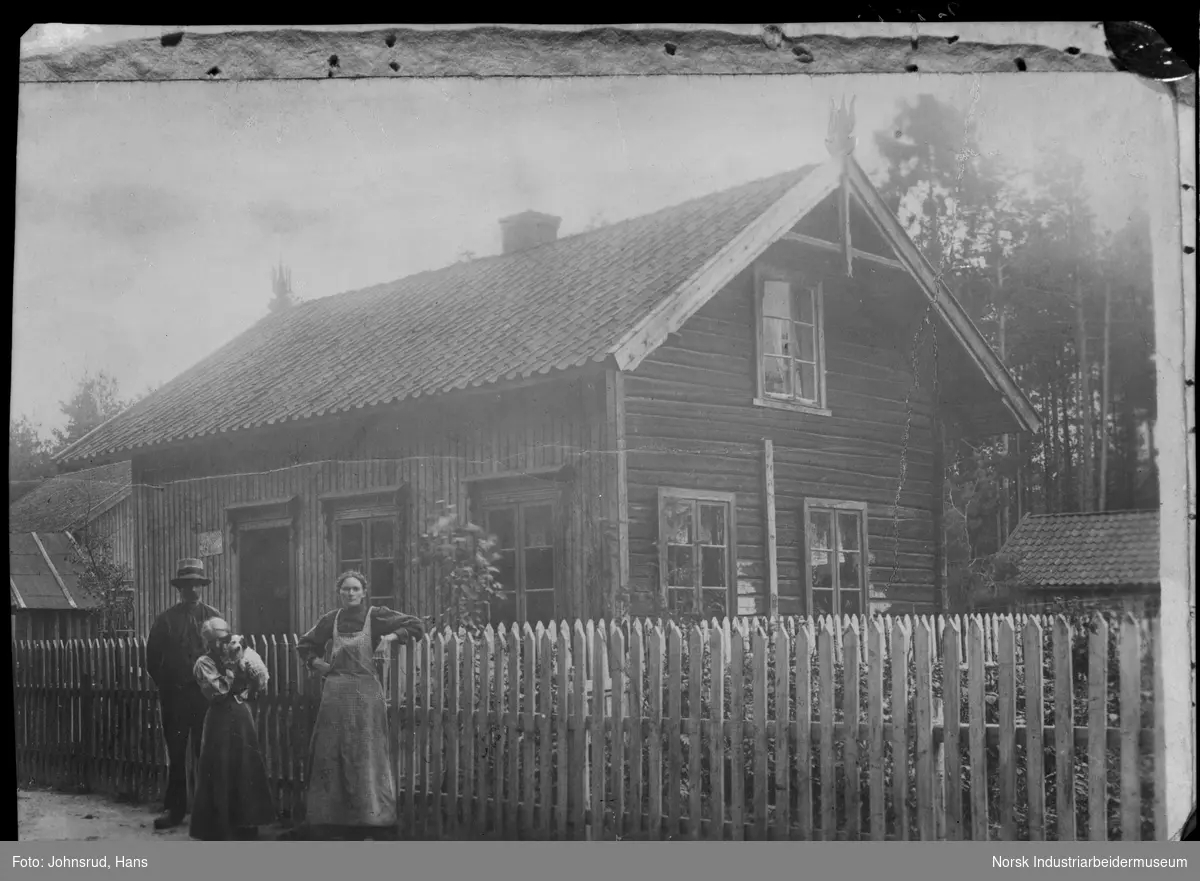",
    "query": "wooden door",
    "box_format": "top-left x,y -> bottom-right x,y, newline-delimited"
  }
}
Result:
237,526 -> 293,635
